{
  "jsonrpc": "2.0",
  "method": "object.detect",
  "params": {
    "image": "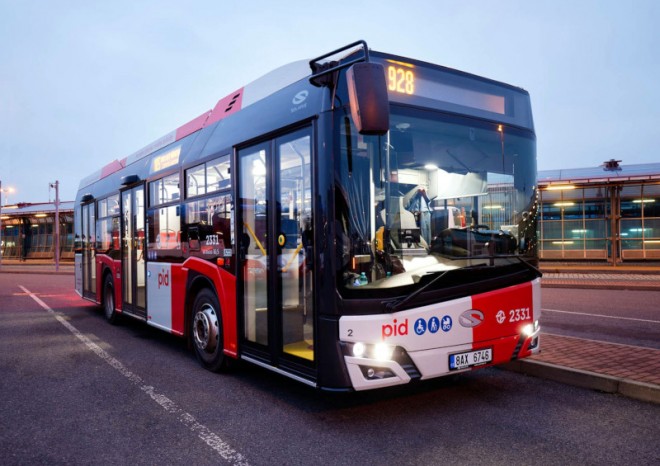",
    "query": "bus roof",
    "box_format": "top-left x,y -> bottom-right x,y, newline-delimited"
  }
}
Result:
78,59 -> 311,191
78,44 -> 533,195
